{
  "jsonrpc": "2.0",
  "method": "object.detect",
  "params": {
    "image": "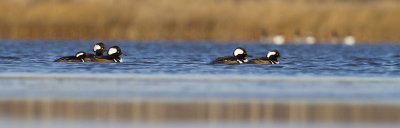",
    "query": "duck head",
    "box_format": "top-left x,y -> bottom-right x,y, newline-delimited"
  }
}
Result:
75,51 -> 87,62
107,46 -> 123,62
93,42 -> 106,56
233,47 -> 251,63
266,49 -> 281,64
